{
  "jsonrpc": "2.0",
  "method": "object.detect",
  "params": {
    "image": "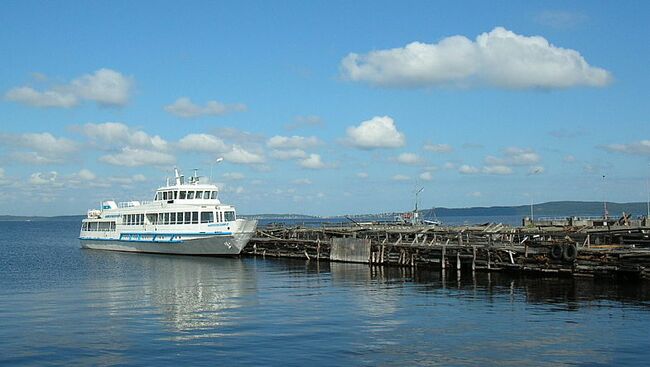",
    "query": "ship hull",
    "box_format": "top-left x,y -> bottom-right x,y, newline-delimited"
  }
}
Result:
80,220 -> 257,256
